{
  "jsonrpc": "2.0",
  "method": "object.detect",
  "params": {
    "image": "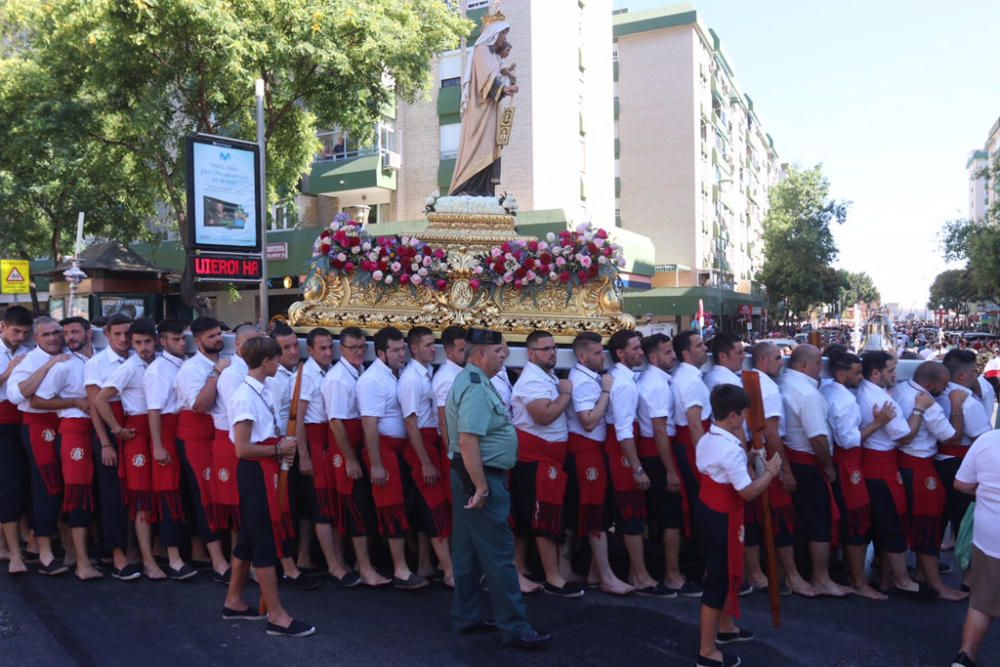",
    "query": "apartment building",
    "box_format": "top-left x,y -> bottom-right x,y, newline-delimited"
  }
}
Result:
967,115 -> 1000,222
612,4 -> 779,330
